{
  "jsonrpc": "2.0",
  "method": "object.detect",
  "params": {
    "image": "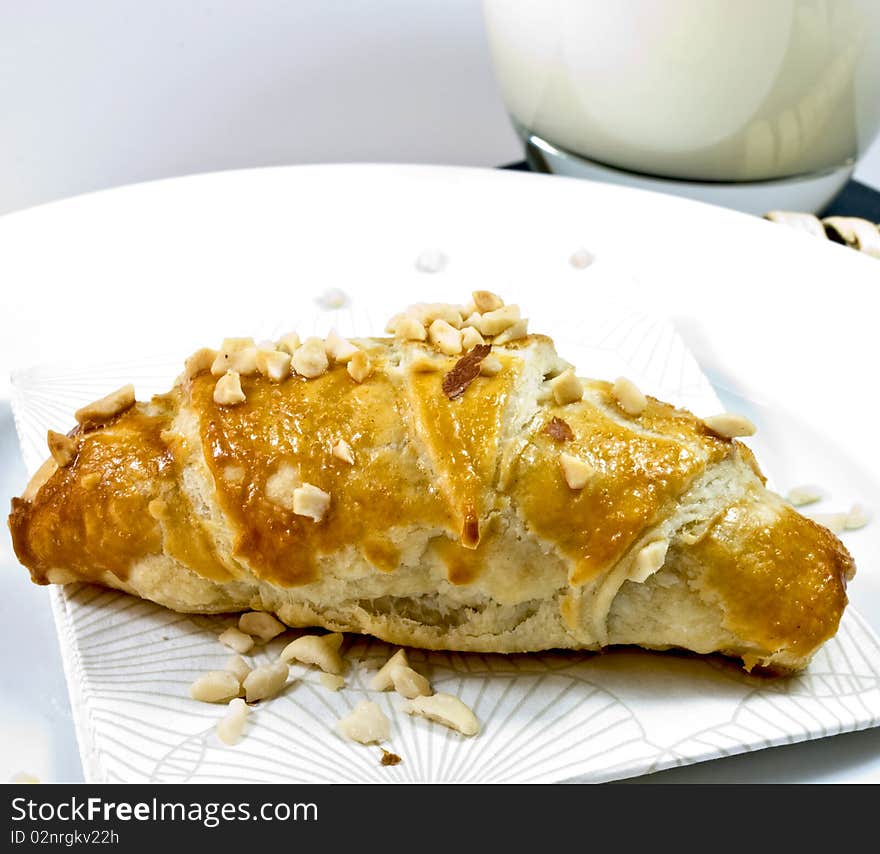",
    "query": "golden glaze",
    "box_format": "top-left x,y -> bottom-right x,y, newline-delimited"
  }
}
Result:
690,494 -> 854,661
193,350 -> 453,586
512,382 -> 729,585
